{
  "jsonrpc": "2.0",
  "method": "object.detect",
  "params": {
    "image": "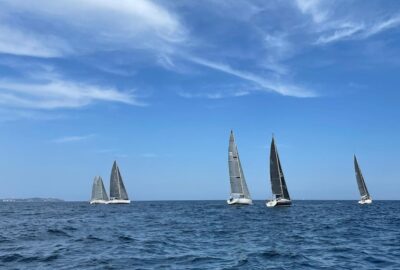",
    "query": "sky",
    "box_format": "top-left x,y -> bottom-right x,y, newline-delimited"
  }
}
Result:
0,0 -> 399,201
